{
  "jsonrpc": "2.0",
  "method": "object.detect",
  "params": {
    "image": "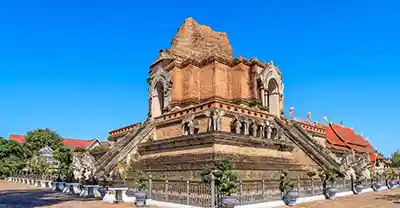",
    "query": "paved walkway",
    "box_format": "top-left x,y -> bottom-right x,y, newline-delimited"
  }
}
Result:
285,188 -> 400,208
0,180 -> 136,208
2,180 -> 400,207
